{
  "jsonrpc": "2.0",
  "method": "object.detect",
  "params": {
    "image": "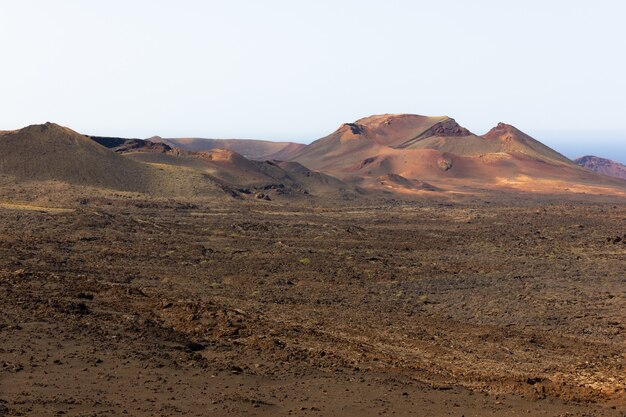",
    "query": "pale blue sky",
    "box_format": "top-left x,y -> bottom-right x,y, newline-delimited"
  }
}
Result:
1,0 -> 625,161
